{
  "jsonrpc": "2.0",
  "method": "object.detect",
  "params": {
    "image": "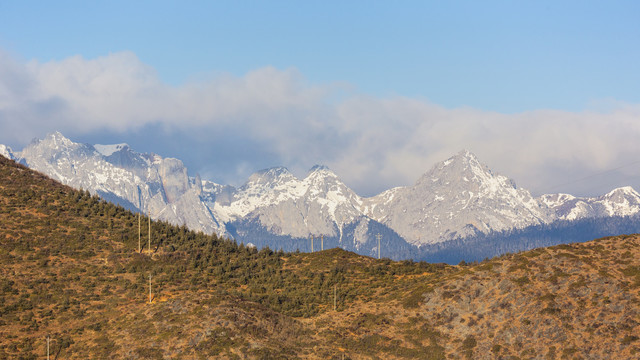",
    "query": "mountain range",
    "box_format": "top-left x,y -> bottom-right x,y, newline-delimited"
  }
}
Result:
3,132 -> 640,260
2,153 -> 639,358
